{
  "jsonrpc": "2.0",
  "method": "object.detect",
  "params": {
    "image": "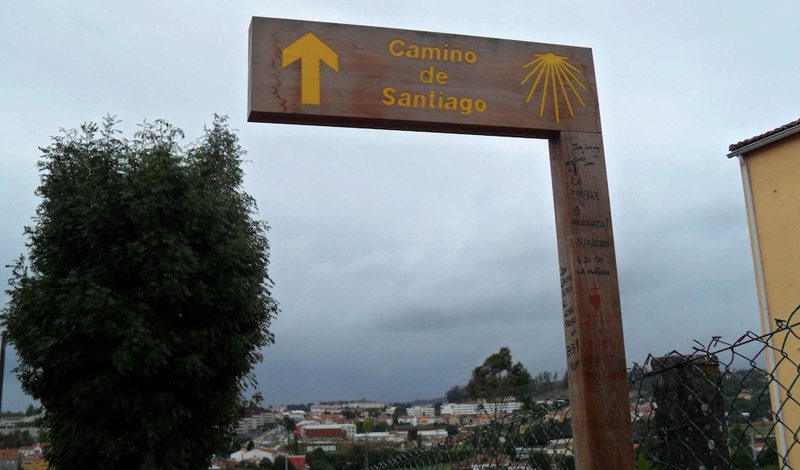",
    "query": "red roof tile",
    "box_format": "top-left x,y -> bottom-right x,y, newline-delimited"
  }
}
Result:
729,118 -> 800,153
